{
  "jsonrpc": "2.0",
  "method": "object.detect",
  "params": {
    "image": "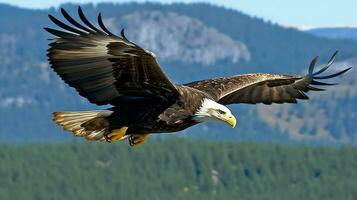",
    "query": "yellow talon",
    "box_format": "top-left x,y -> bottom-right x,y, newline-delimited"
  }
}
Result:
107,127 -> 128,142
129,134 -> 149,147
